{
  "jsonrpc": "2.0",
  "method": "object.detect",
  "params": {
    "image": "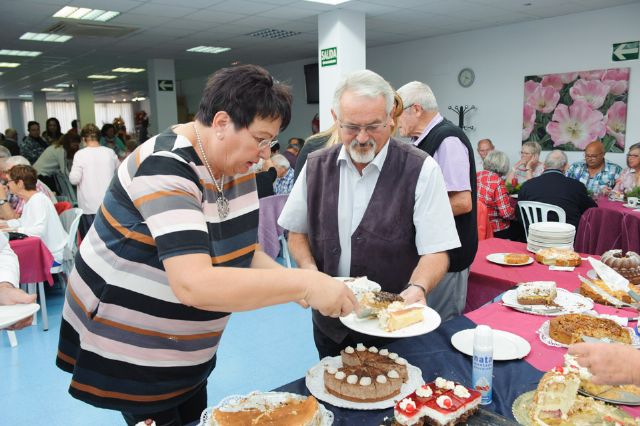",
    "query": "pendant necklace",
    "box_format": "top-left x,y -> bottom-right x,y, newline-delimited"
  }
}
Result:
193,123 -> 230,219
